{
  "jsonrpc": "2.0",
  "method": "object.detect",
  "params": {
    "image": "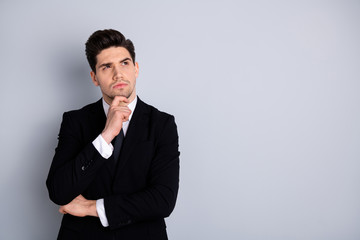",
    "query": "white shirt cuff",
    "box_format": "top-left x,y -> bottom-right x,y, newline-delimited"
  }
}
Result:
96,198 -> 109,227
92,134 -> 113,159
